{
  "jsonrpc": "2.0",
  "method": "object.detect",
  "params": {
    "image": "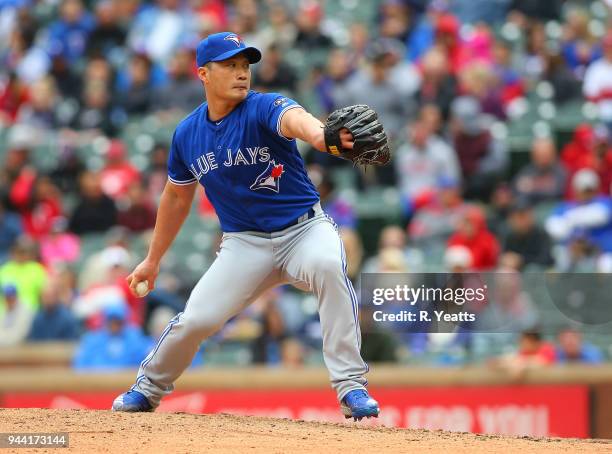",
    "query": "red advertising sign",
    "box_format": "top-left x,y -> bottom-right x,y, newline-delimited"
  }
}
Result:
1,385 -> 589,438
